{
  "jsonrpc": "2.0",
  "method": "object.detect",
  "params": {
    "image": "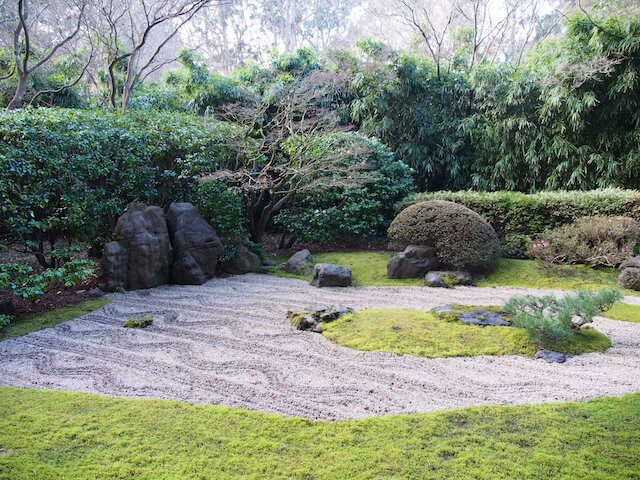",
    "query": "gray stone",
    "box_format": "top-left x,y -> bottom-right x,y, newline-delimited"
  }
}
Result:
288,306 -> 353,333
221,244 -> 261,275
167,202 -> 224,285
100,240 -> 129,292
0,299 -> 16,317
109,203 -> 173,290
84,288 -> 105,298
620,256 -> 640,270
425,271 -> 473,288
262,258 -> 278,267
458,310 -> 511,327
387,245 -> 438,279
310,263 -> 352,288
535,349 -> 567,363
284,249 -> 314,275
618,266 -> 640,291
434,305 -> 454,315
